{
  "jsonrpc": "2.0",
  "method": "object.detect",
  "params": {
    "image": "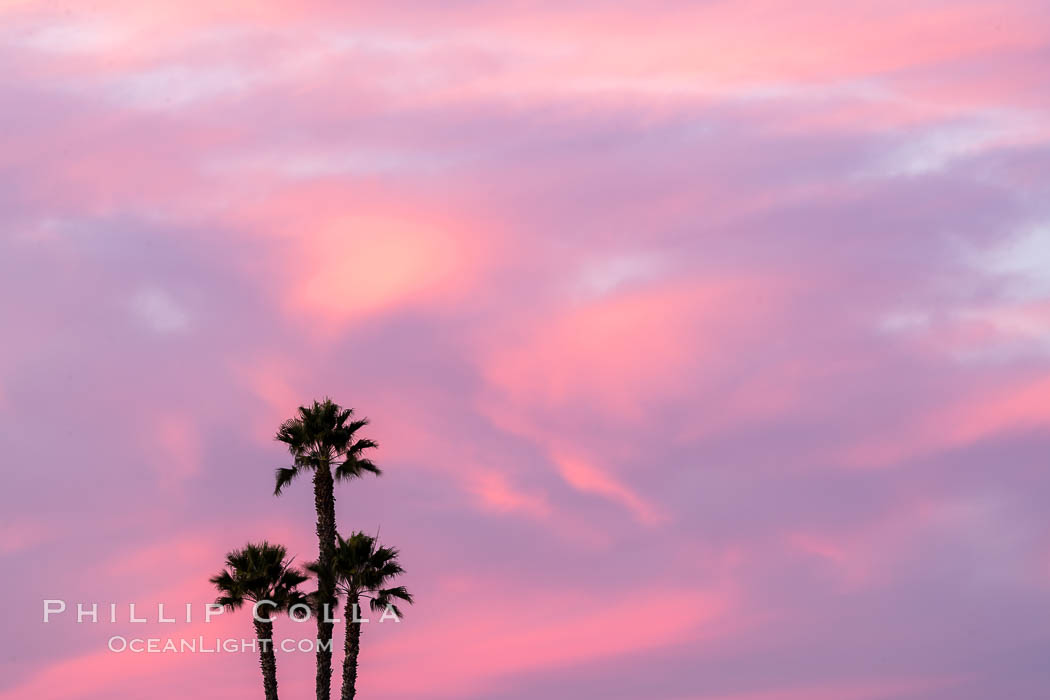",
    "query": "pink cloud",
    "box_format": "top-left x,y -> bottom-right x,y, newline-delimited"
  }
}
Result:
0,648 -> 207,700
681,675 -> 961,700
470,469 -> 551,520
0,518 -> 55,556
553,452 -> 666,526
364,582 -> 736,696
845,372 -> 1050,467
481,276 -> 781,423
225,186 -> 494,334
785,532 -> 872,587
230,354 -> 308,443
289,214 -> 465,324
152,414 -> 202,487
